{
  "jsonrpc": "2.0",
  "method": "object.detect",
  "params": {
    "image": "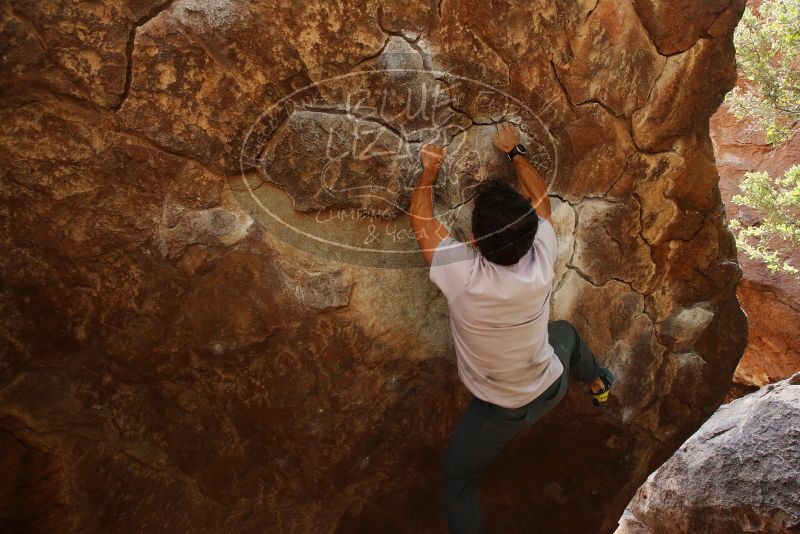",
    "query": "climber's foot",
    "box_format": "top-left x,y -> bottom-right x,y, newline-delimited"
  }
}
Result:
589,376 -> 604,394
589,367 -> 613,407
